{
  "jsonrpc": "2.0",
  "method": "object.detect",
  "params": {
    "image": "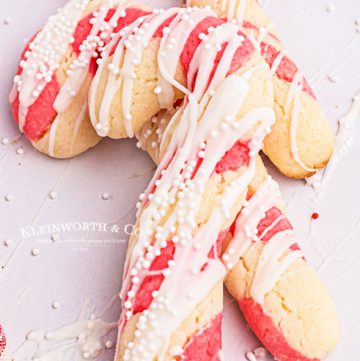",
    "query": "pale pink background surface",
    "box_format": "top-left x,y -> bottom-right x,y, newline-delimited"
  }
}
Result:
0,0 -> 360,360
